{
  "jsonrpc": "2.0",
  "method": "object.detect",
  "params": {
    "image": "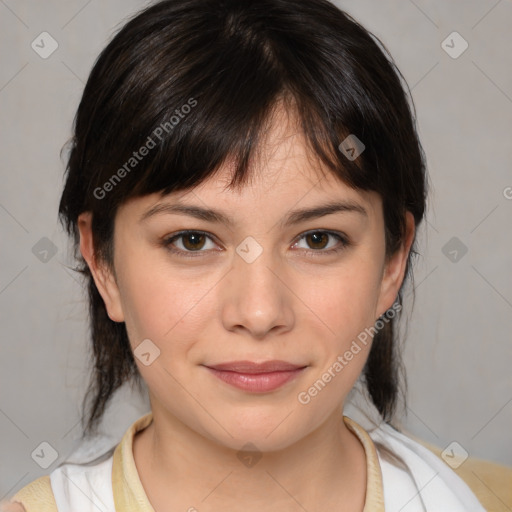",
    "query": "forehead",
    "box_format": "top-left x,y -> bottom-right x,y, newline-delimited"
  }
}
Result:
203,103 -> 376,198
119,103 -> 382,220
